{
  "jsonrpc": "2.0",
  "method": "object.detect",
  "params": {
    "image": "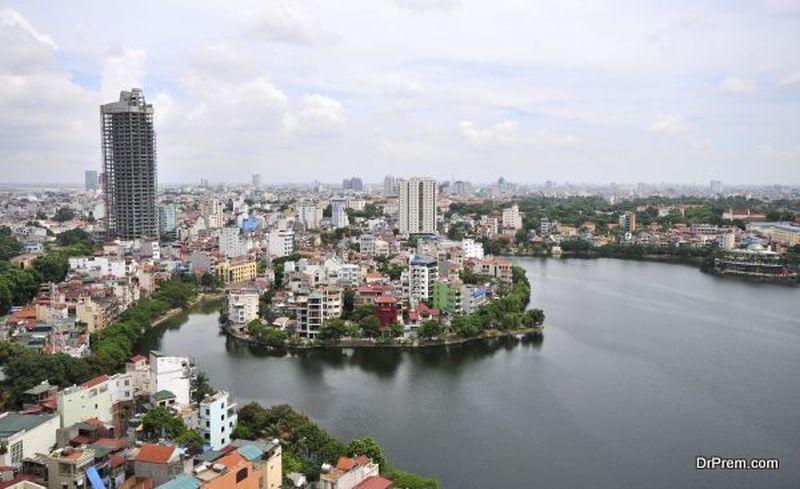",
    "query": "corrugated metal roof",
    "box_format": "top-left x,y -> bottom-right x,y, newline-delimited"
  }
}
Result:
156,475 -> 201,489
237,445 -> 263,462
